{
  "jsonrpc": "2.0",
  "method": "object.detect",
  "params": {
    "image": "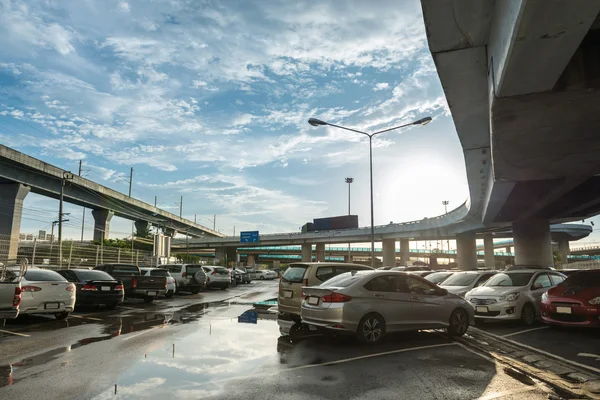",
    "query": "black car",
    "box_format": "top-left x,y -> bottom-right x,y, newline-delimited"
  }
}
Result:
57,269 -> 124,309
